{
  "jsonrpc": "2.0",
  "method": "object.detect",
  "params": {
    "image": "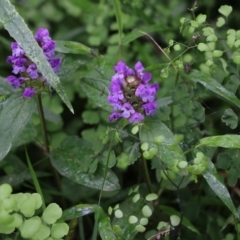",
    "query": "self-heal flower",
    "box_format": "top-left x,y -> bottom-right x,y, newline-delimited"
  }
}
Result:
108,61 -> 159,123
6,28 -> 61,98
